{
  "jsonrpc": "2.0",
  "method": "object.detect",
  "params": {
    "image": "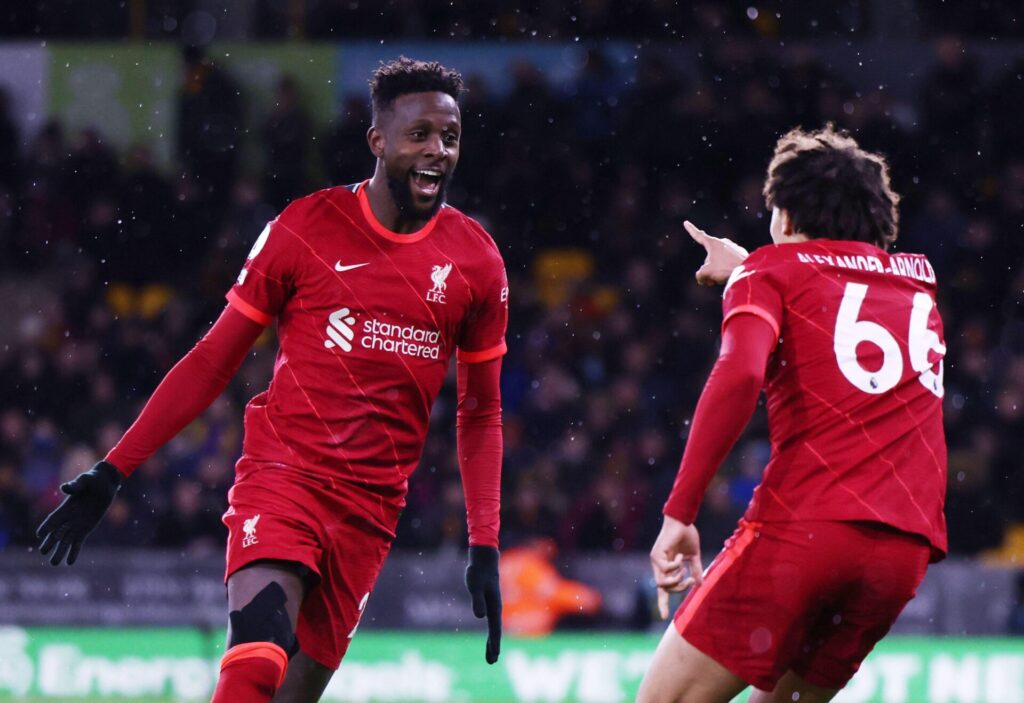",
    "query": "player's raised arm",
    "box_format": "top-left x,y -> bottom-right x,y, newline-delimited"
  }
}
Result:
652,313 -> 775,616
685,220 -> 750,286
457,356 -> 504,664
36,305 -> 266,566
